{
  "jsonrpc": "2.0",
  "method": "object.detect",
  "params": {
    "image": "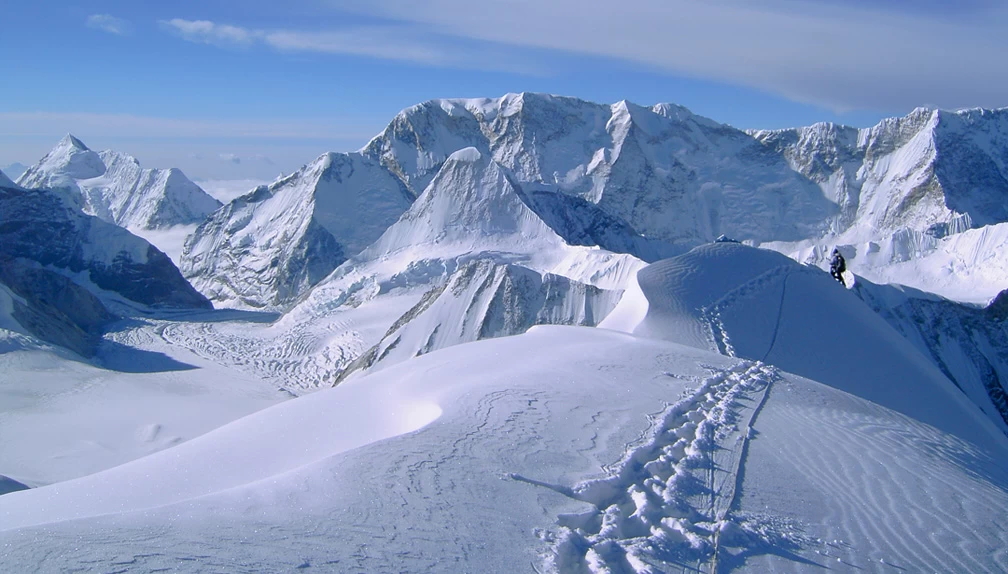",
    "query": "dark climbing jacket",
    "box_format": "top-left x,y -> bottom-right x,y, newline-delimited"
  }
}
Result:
830,251 -> 846,274
830,251 -> 847,285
